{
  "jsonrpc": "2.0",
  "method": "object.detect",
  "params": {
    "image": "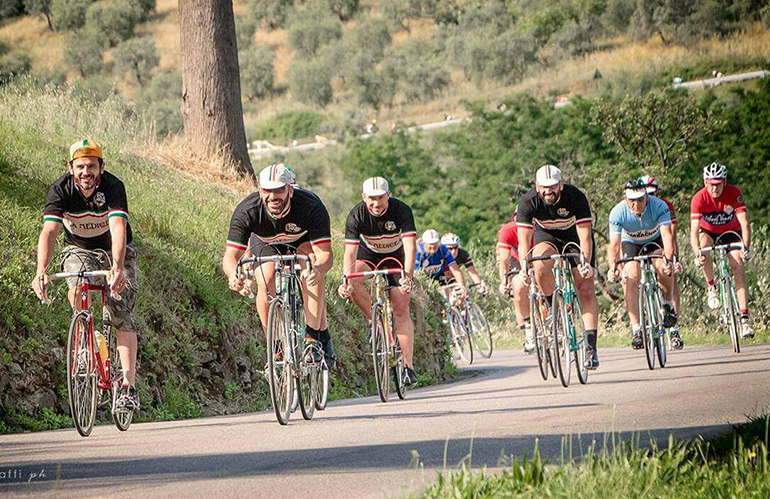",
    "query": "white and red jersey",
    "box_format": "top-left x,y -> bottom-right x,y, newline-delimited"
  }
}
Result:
497,220 -> 519,258
690,183 -> 747,234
